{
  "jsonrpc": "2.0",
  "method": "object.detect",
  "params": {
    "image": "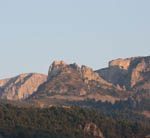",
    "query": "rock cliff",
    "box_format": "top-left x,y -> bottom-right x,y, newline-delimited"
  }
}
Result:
109,57 -> 140,70
0,73 -> 47,100
48,60 -> 68,79
48,61 -> 111,86
29,61 -> 118,104
97,56 -> 150,90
